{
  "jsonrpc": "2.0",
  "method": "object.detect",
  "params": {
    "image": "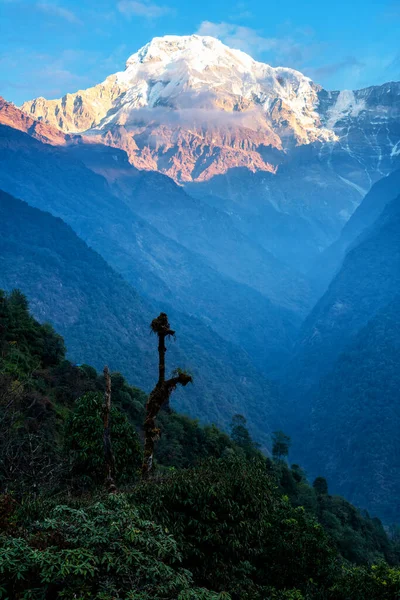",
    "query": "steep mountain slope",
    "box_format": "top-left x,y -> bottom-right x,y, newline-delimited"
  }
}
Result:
280,192 -> 400,521
284,192 -> 400,425
66,141 -> 312,313
0,98 -> 313,316
310,168 -> 400,292
186,152 -> 363,271
0,96 -> 68,145
306,295 -> 400,522
0,188 -> 279,441
0,189 -> 155,386
318,83 -> 400,192
0,124 -> 304,372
